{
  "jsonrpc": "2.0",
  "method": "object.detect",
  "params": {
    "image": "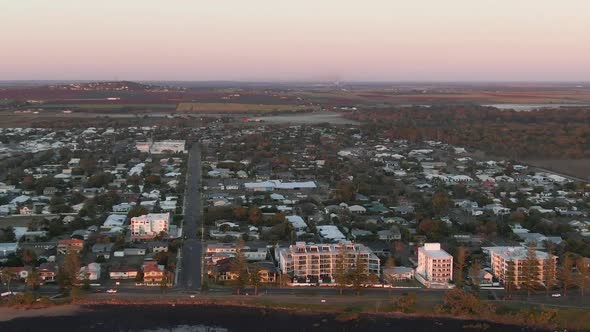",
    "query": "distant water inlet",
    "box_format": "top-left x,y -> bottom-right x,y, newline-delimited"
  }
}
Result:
143,326 -> 228,332
484,103 -> 590,111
